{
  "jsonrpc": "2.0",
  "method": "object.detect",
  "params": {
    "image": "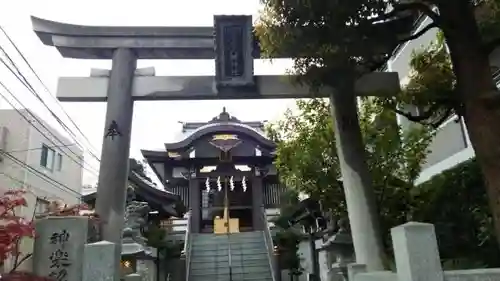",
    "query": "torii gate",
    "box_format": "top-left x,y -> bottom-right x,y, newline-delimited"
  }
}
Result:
31,15 -> 399,273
